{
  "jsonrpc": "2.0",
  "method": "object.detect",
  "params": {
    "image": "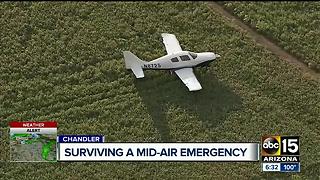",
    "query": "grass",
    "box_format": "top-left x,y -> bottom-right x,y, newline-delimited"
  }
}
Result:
0,2 -> 319,179
222,2 -> 320,71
